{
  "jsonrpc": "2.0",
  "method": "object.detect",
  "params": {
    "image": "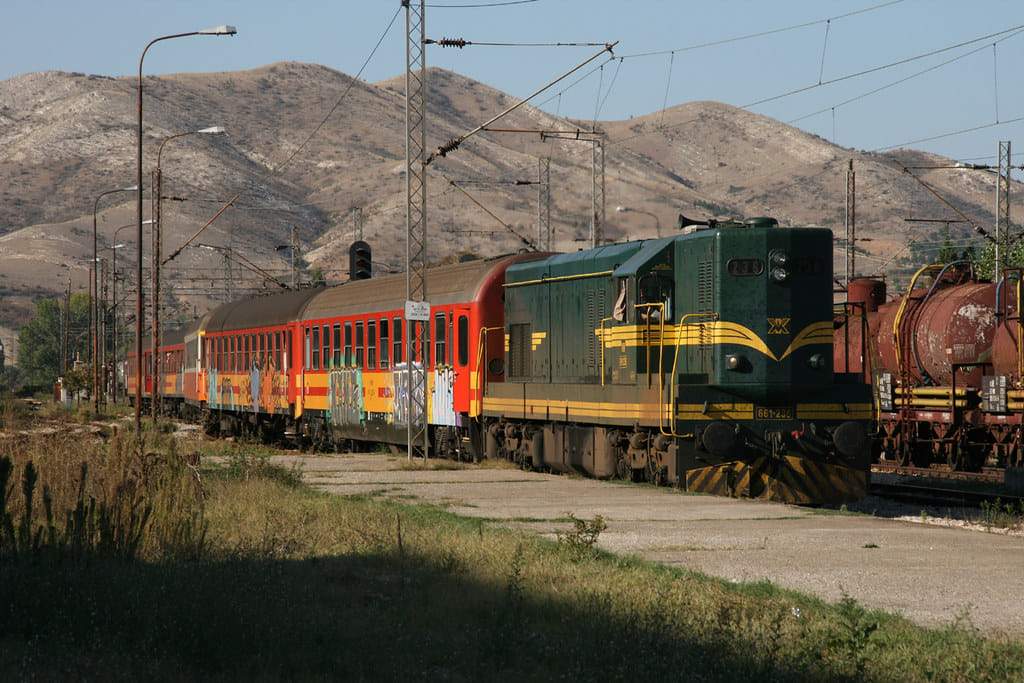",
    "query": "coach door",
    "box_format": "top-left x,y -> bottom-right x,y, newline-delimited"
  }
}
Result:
451,307 -> 473,416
